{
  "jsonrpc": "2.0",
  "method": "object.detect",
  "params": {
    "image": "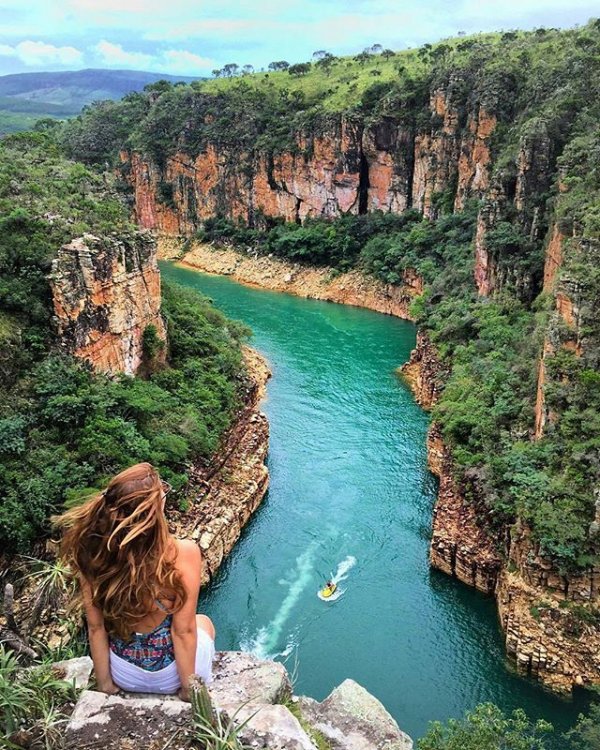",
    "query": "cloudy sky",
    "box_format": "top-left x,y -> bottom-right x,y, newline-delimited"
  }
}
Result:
0,0 -> 597,77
